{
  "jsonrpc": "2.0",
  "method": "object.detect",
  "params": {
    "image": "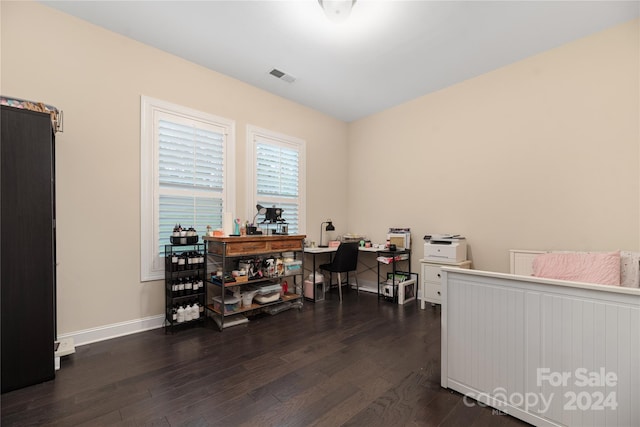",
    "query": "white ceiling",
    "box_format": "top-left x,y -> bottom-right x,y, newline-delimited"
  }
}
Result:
42,1 -> 639,122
